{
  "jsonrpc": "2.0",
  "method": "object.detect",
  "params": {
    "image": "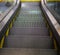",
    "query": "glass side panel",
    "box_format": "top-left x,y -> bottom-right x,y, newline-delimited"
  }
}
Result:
47,0 -> 60,15
46,0 -> 60,23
